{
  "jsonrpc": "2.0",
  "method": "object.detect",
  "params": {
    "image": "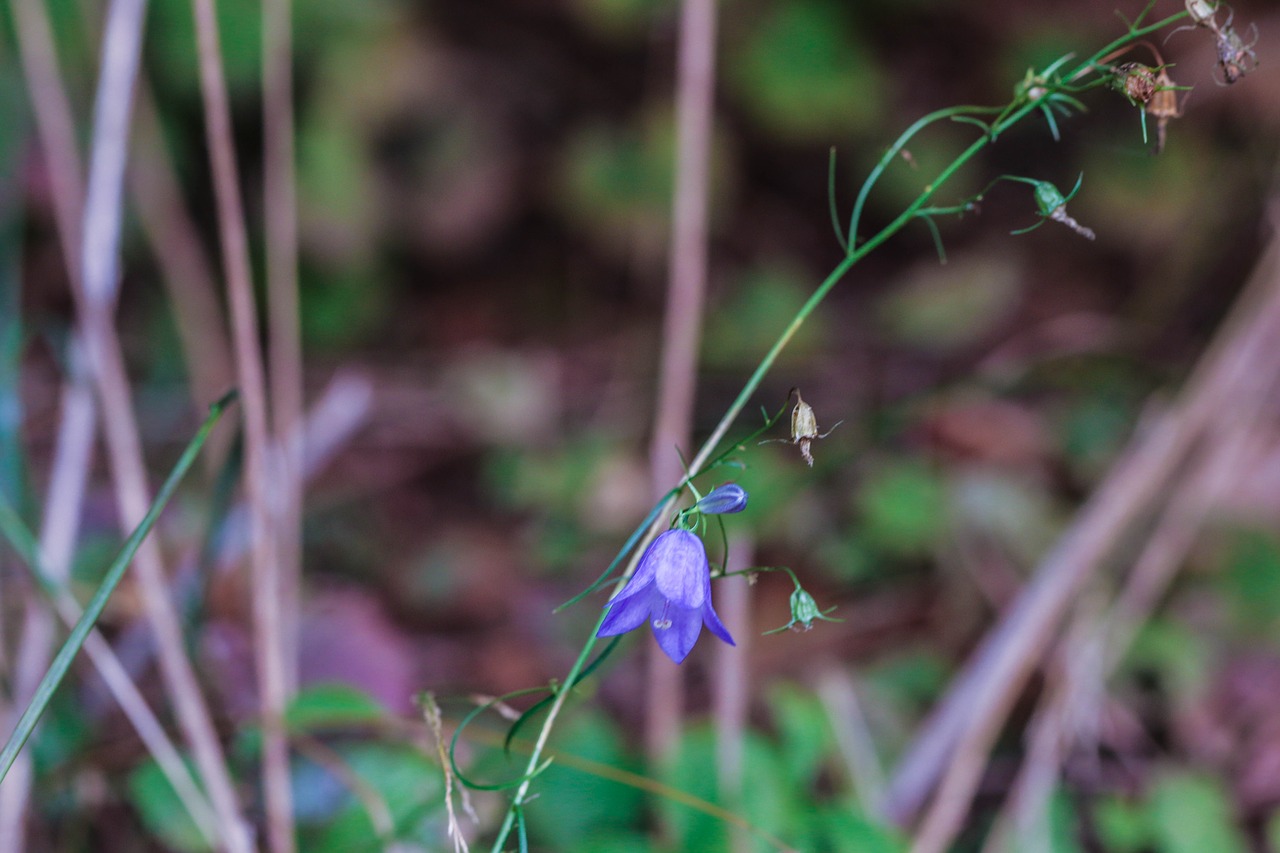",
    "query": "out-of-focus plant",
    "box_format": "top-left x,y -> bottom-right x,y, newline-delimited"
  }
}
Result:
440,2 -> 1256,849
